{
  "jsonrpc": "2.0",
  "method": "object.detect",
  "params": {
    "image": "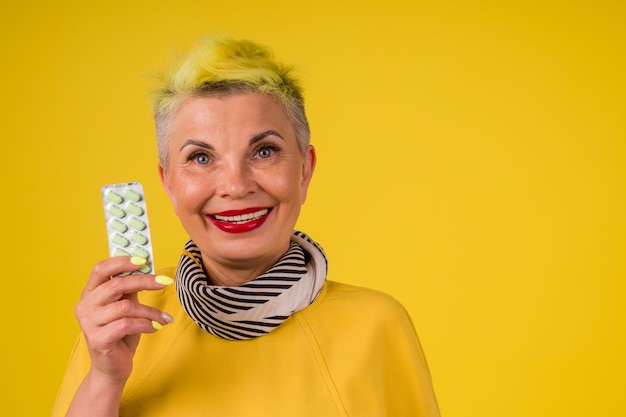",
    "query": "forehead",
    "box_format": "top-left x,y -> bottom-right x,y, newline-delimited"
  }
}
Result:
171,93 -> 291,135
